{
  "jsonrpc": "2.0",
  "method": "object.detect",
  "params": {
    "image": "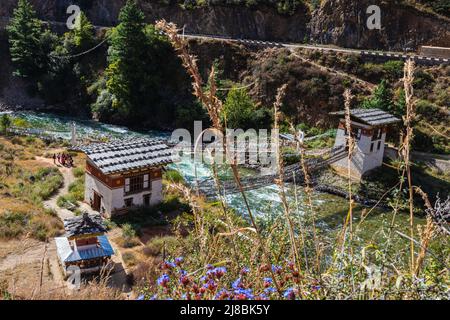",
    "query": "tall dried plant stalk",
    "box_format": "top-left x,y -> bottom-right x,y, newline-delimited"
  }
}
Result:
290,123 -> 321,273
343,89 -> 355,237
401,59 -> 416,273
413,187 -> 436,276
155,20 -> 223,131
335,89 -> 355,255
155,20 -> 283,295
273,85 -> 303,281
